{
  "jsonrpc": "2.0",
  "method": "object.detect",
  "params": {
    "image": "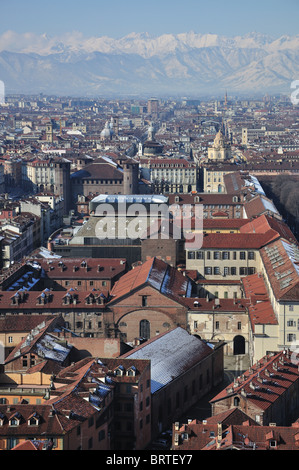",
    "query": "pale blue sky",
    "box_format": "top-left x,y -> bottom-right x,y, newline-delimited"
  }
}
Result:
0,0 -> 298,38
